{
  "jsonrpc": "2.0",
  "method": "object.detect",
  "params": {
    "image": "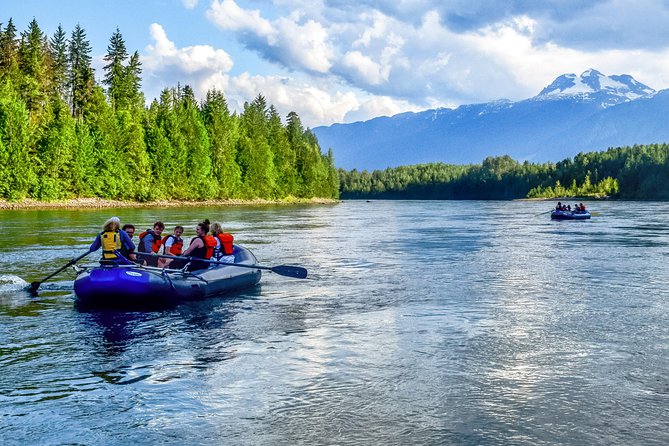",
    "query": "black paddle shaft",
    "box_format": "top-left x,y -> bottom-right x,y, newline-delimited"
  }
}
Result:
136,252 -> 308,279
29,250 -> 92,293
